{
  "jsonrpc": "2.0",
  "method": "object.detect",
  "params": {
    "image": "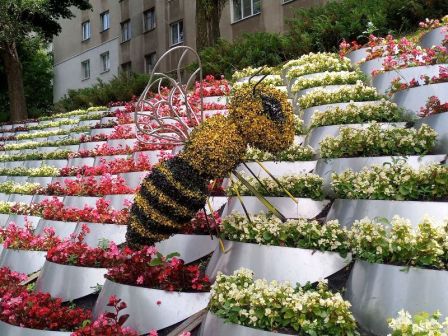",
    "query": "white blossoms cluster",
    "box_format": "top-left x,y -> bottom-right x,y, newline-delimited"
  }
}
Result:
0,166 -> 60,177
232,66 -> 280,81
16,125 -> 90,140
0,181 -> 41,195
283,52 -> 343,69
233,75 -> 284,88
221,211 -> 351,254
310,100 -> 404,128
245,144 -> 314,162
297,81 -> 379,110
292,70 -> 366,92
319,123 -> 437,158
331,162 -> 448,201
349,216 -> 448,269
388,310 -> 448,335
228,173 -> 324,199
210,269 -> 359,335
26,119 -> 78,131
285,53 -> 352,79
